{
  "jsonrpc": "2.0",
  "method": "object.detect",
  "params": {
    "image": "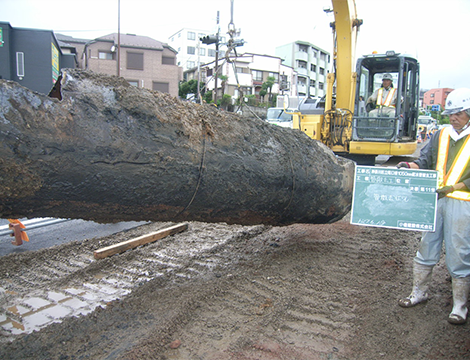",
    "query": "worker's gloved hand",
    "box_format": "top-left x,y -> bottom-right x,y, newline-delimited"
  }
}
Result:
366,102 -> 375,112
397,162 -> 410,169
436,185 -> 454,199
